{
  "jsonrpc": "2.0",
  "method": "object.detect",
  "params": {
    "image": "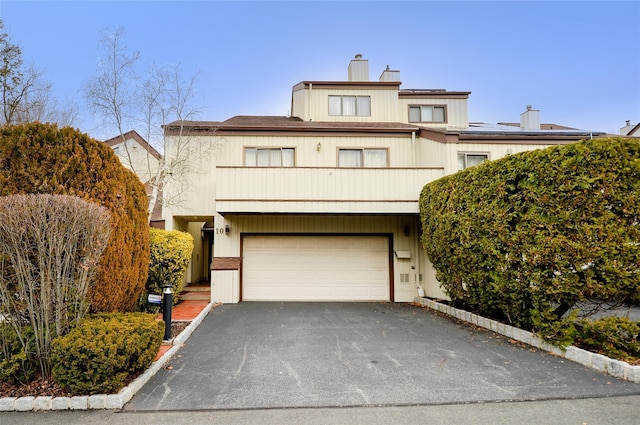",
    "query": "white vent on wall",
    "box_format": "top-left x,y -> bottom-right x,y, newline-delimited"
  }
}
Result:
395,250 -> 411,259
400,273 -> 410,283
